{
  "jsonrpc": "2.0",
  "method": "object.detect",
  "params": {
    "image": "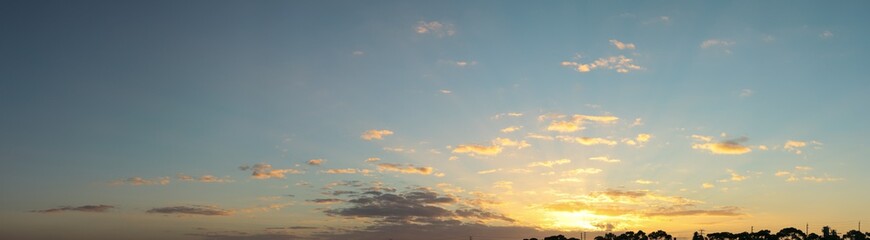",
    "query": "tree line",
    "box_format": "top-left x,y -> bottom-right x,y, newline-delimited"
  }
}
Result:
524,226 -> 868,240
